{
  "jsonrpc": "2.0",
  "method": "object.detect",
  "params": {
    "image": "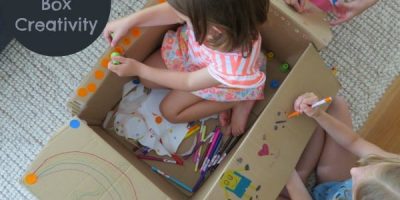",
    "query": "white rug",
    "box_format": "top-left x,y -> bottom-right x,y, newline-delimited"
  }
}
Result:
0,0 -> 399,199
